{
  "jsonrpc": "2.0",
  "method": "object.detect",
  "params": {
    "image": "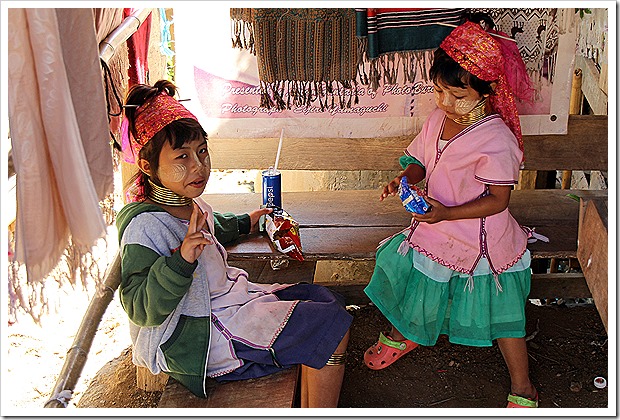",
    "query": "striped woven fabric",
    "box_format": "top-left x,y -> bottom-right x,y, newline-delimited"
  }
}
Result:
356,8 -> 466,89
231,8 -> 359,111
